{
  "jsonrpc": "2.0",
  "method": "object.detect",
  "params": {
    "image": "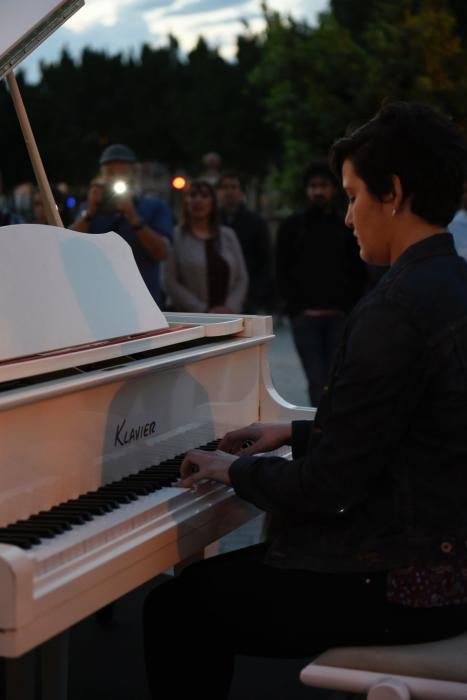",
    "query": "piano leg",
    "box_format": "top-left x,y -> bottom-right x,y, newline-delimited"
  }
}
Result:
1,632 -> 69,700
4,651 -> 35,700
39,631 -> 69,700
95,602 -> 115,625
